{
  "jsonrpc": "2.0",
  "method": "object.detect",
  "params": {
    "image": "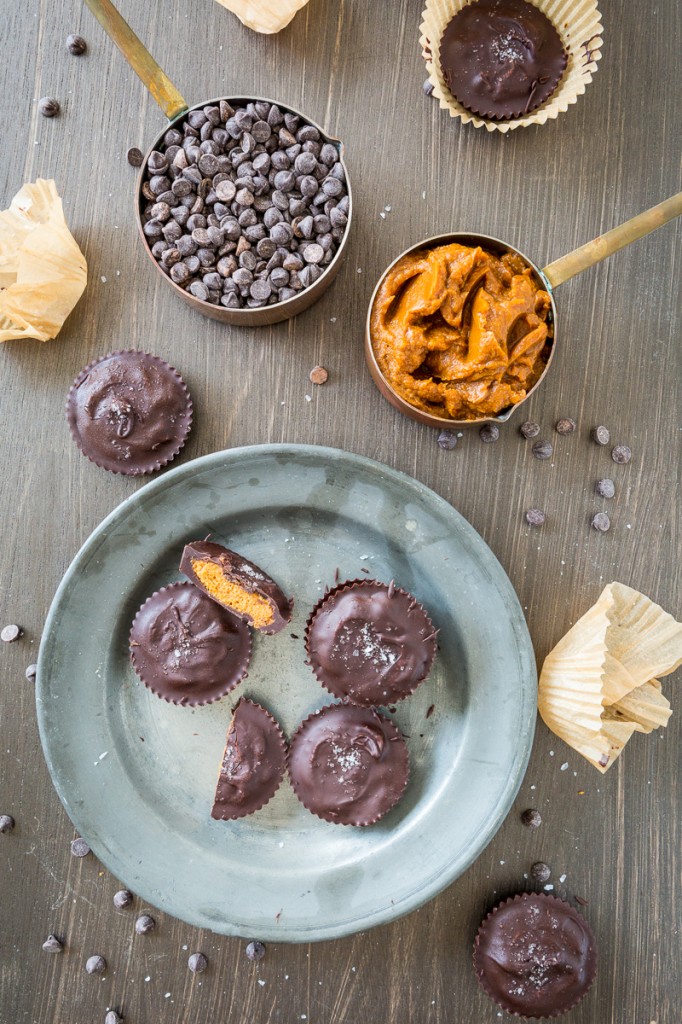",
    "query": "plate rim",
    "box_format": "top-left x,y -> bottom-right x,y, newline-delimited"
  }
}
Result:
36,443 -> 537,941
